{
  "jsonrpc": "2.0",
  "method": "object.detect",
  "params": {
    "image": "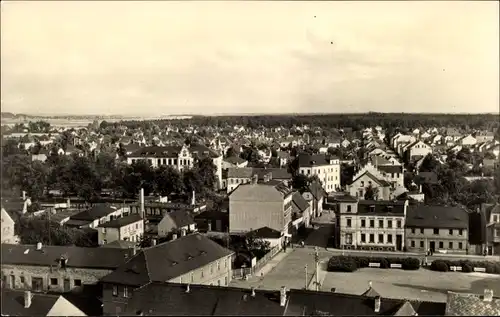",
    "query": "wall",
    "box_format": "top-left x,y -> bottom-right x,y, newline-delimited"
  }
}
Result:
298,163 -> 340,193
229,200 -> 284,234
348,174 -> 389,200
1,264 -> 113,293
1,210 -> 16,244
98,227 -> 120,245
119,220 -> 143,242
405,228 -> 469,254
